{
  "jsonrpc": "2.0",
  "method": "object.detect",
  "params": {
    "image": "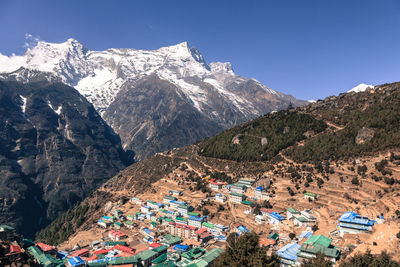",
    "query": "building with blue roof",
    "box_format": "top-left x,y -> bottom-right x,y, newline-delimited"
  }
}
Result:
188,216 -> 206,228
56,250 -> 68,260
237,226 -> 250,233
169,200 -> 186,210
277,242 -> 301,266
267,212 -> 286,225
67,256 -> 85,267
298,231 -> 313,240
102,216 -> 112,222
173,244 -> 189,252
337,211 -> 376,236
141,227 -> 153,236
